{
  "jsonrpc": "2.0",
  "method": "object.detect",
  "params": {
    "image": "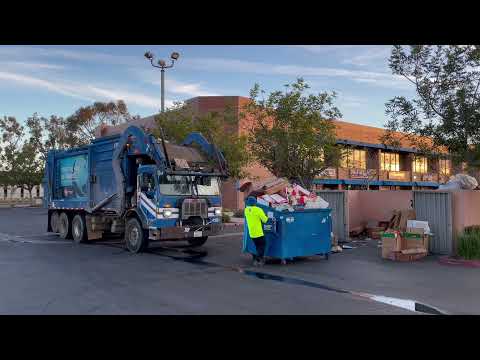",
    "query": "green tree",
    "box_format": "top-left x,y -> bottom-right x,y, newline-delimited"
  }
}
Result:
0,116 -> 46,199
154,102 -> 252,179
66,100 -> 139,145
14,142 -> 44,199
0,116 -> 24,197
243,78 -> 342,190
382,45 -> 480,171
